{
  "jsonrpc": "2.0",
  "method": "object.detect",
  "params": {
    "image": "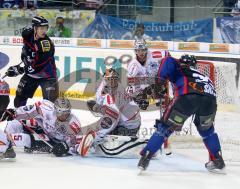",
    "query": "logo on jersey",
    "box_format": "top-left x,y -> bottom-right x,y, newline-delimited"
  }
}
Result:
70,122 -> 81,134
191,71 -> 216,96
56,123 -> 68,135
40,40 -> 51,52
23,105 -> 34,111
100,117 -> 112,129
